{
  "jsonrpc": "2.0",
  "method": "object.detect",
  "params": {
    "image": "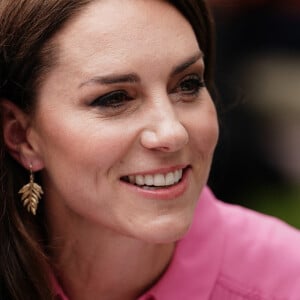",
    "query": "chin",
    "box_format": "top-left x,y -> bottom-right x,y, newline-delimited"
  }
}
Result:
137,214 -> 194,244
